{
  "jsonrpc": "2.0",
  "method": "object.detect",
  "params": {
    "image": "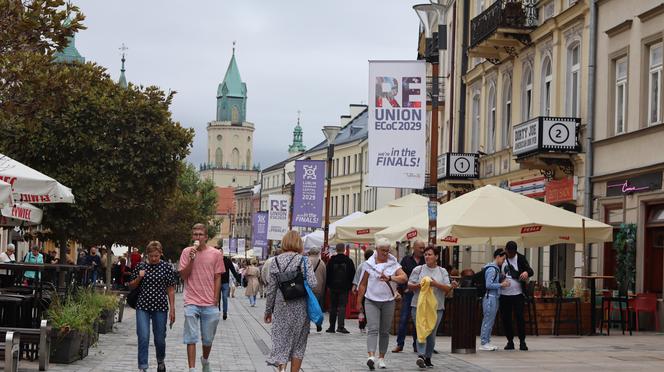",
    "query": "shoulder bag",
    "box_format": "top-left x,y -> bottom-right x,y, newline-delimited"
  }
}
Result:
274,254 -> 306,301
126,263 -> 144,309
